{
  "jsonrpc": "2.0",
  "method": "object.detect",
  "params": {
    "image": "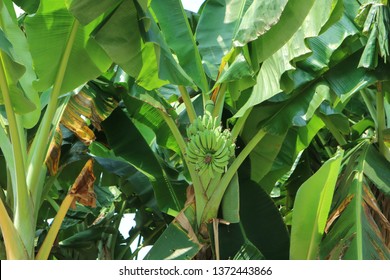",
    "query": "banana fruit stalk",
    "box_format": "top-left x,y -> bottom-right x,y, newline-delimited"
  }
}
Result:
185,111 -> 235,179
